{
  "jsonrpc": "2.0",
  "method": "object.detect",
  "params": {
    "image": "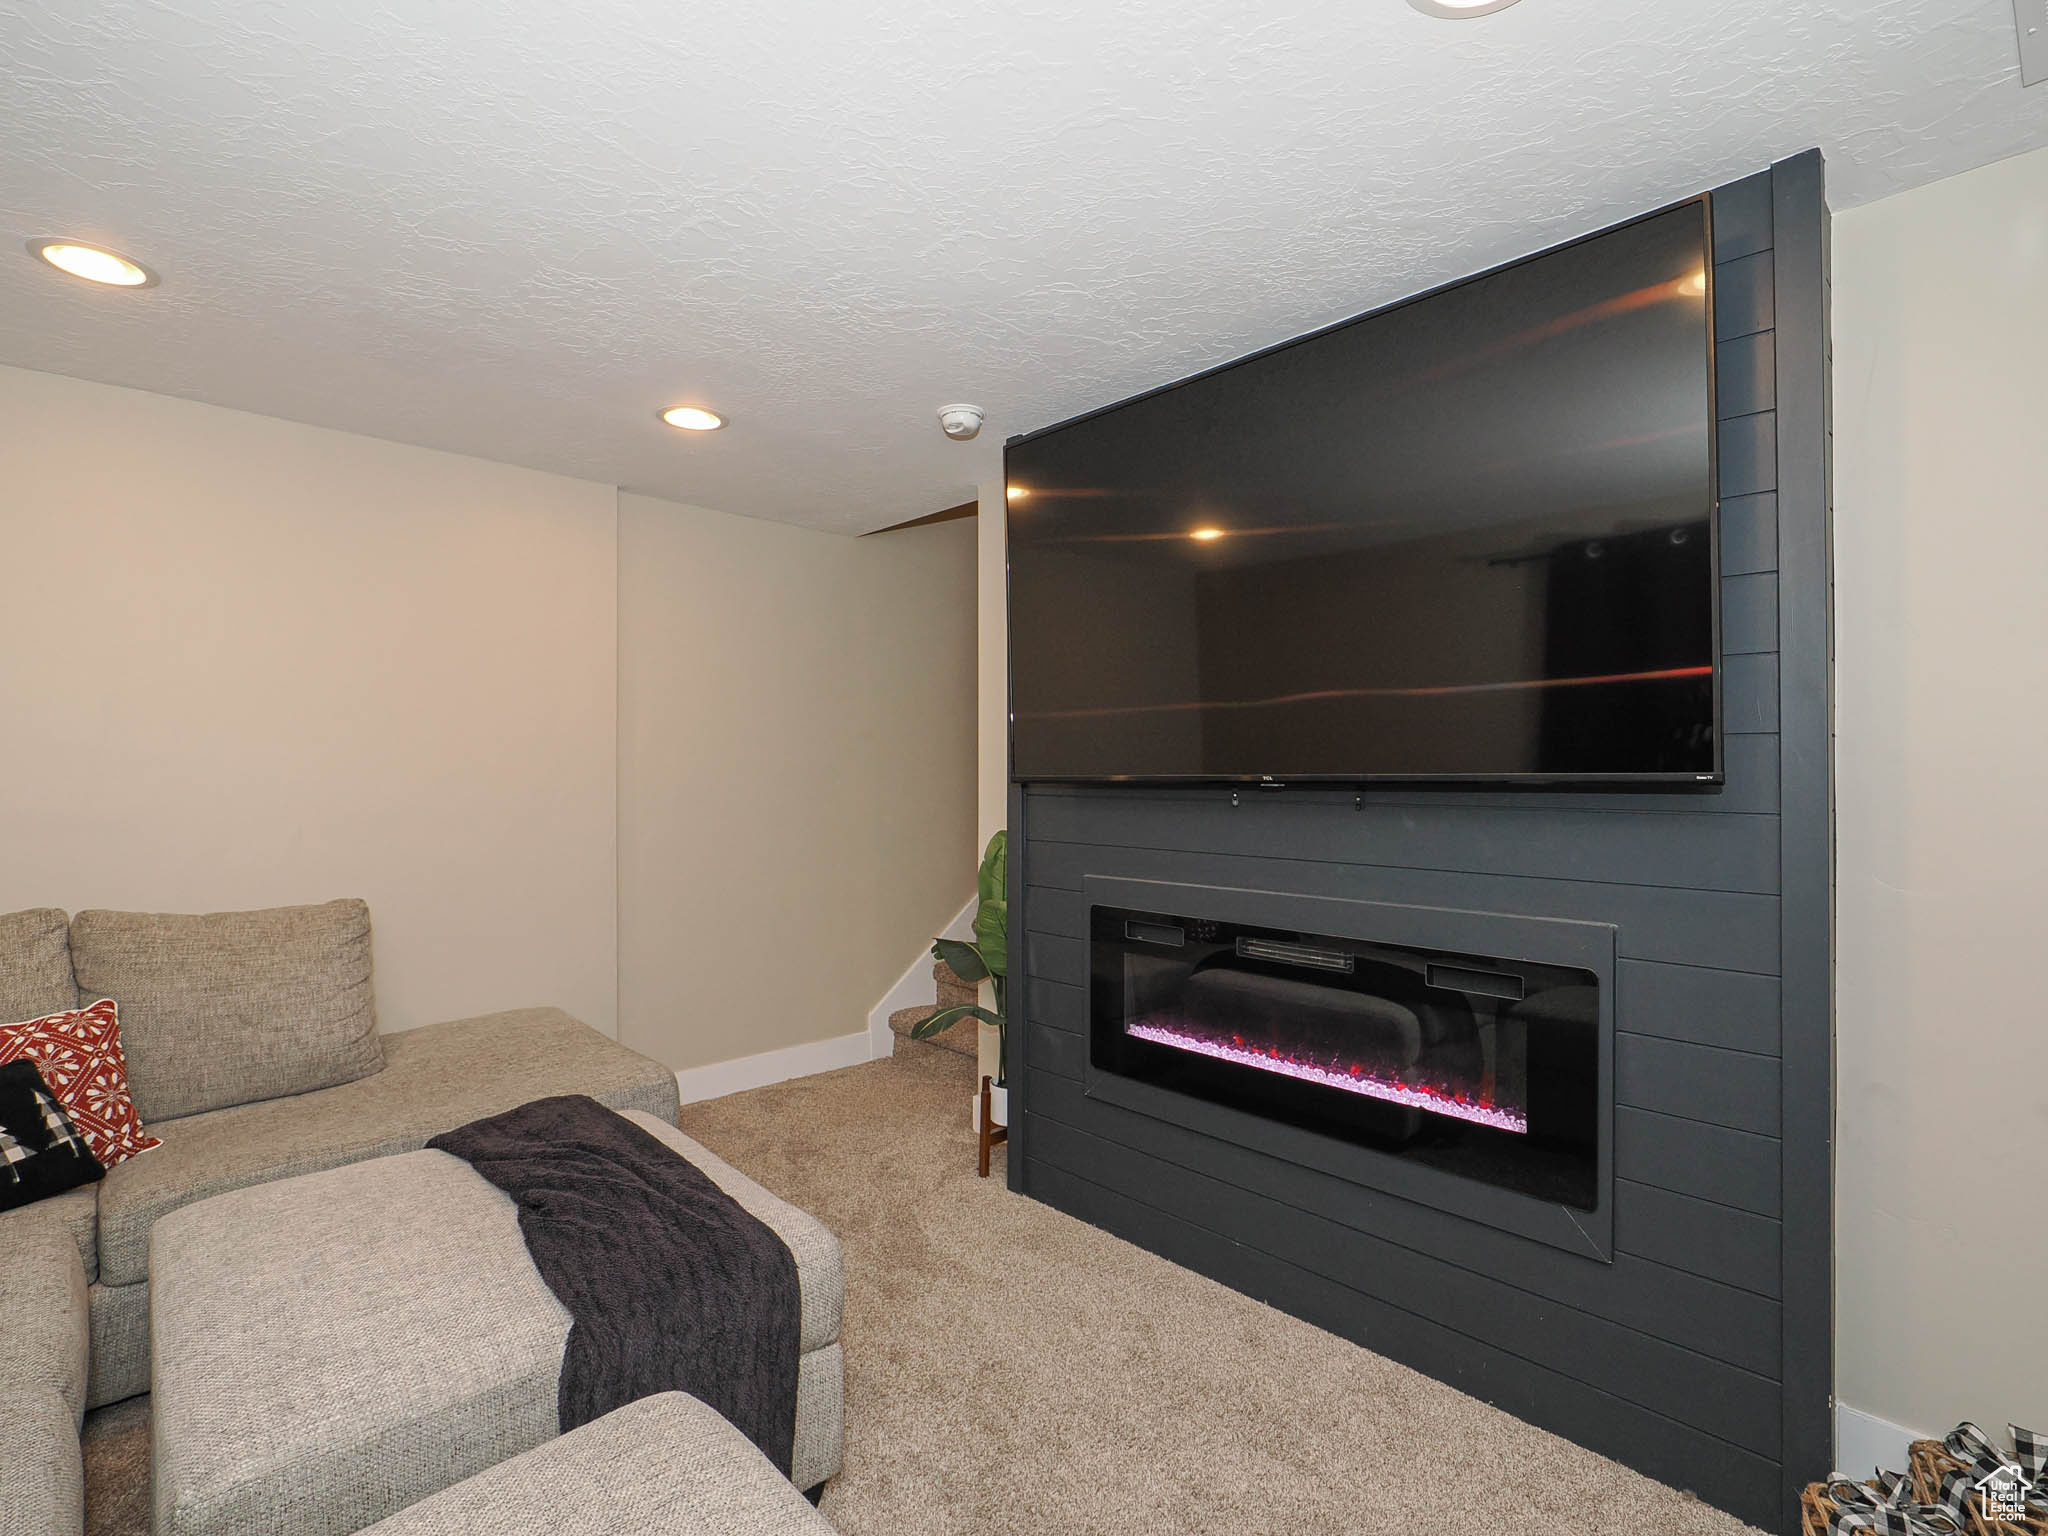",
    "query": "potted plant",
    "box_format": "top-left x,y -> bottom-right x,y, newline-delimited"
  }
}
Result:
911,830 -> 1007,1127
